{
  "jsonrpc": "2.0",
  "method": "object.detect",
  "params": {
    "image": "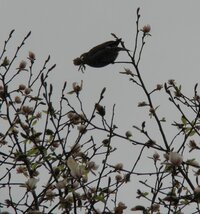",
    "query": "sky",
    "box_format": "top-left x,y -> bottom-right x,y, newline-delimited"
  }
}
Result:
1,1 -> 200,213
